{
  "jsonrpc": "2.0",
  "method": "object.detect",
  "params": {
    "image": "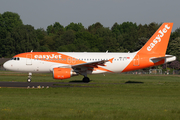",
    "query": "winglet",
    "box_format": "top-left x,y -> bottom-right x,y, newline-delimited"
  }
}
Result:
109,58 -> 114,63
